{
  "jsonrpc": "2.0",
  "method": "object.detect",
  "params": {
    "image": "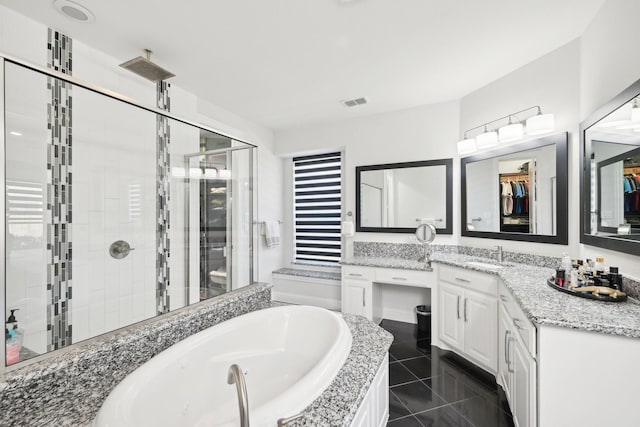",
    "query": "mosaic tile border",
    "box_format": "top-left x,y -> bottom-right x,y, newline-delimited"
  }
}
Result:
156,81 -> 171,314
46,29 -> 73,351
